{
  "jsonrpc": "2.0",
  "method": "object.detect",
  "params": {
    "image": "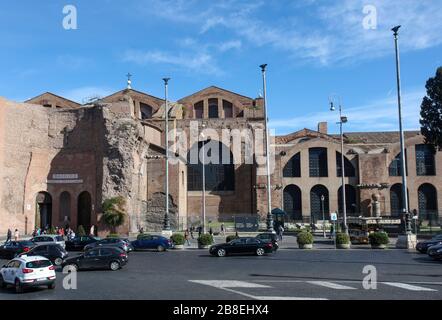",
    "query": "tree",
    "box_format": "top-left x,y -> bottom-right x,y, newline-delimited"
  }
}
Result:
101,197 -> 126,234
420,67 -> 442,151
